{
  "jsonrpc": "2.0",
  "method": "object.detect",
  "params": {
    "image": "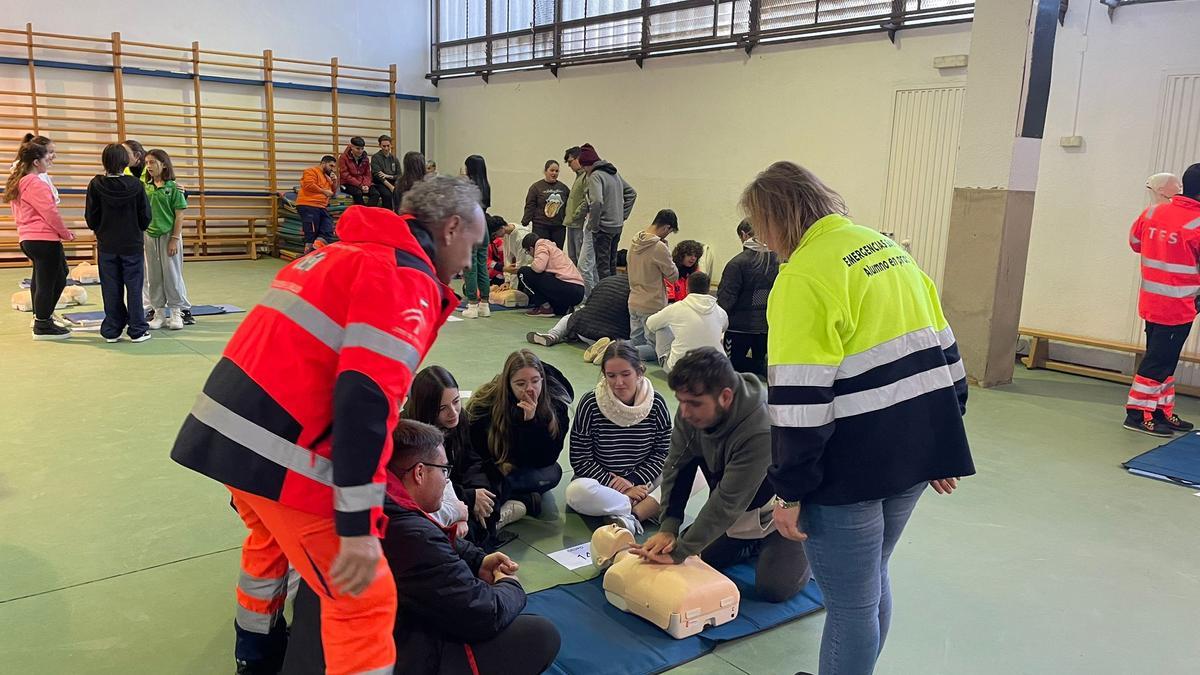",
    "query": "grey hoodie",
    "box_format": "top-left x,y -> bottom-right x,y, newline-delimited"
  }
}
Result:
627,229 -> 678,314
584,160 -> 636,234
658,374 -> 776,563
